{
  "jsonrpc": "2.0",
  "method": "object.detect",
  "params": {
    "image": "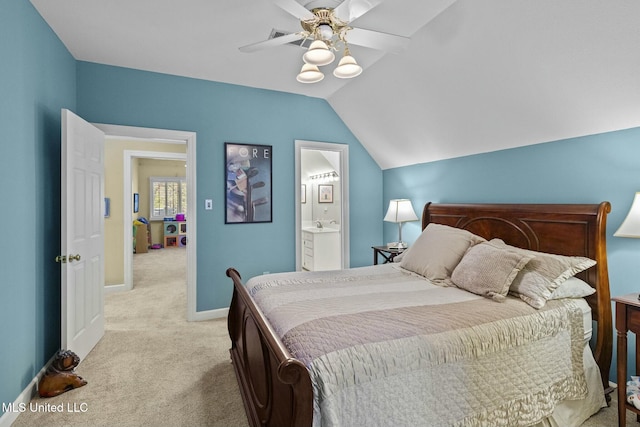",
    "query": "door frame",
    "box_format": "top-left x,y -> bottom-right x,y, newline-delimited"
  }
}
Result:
122,150 -> 187,291
295,140 -> 350,271
94,123 -> 199,321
